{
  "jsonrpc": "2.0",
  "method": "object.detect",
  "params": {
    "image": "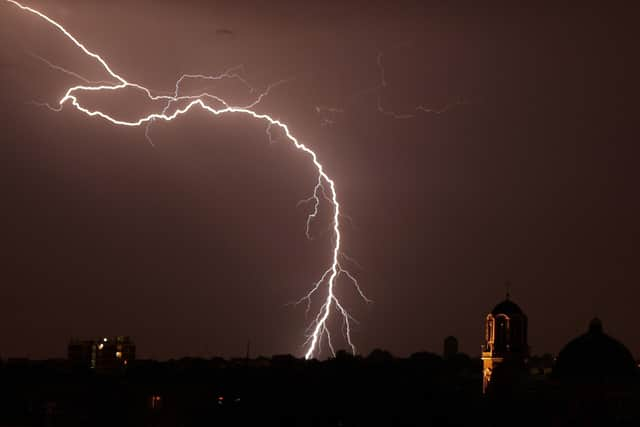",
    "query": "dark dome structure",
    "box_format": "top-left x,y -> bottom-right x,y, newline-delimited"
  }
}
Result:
491,298 -> 524,316
554,318 -> 637,383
